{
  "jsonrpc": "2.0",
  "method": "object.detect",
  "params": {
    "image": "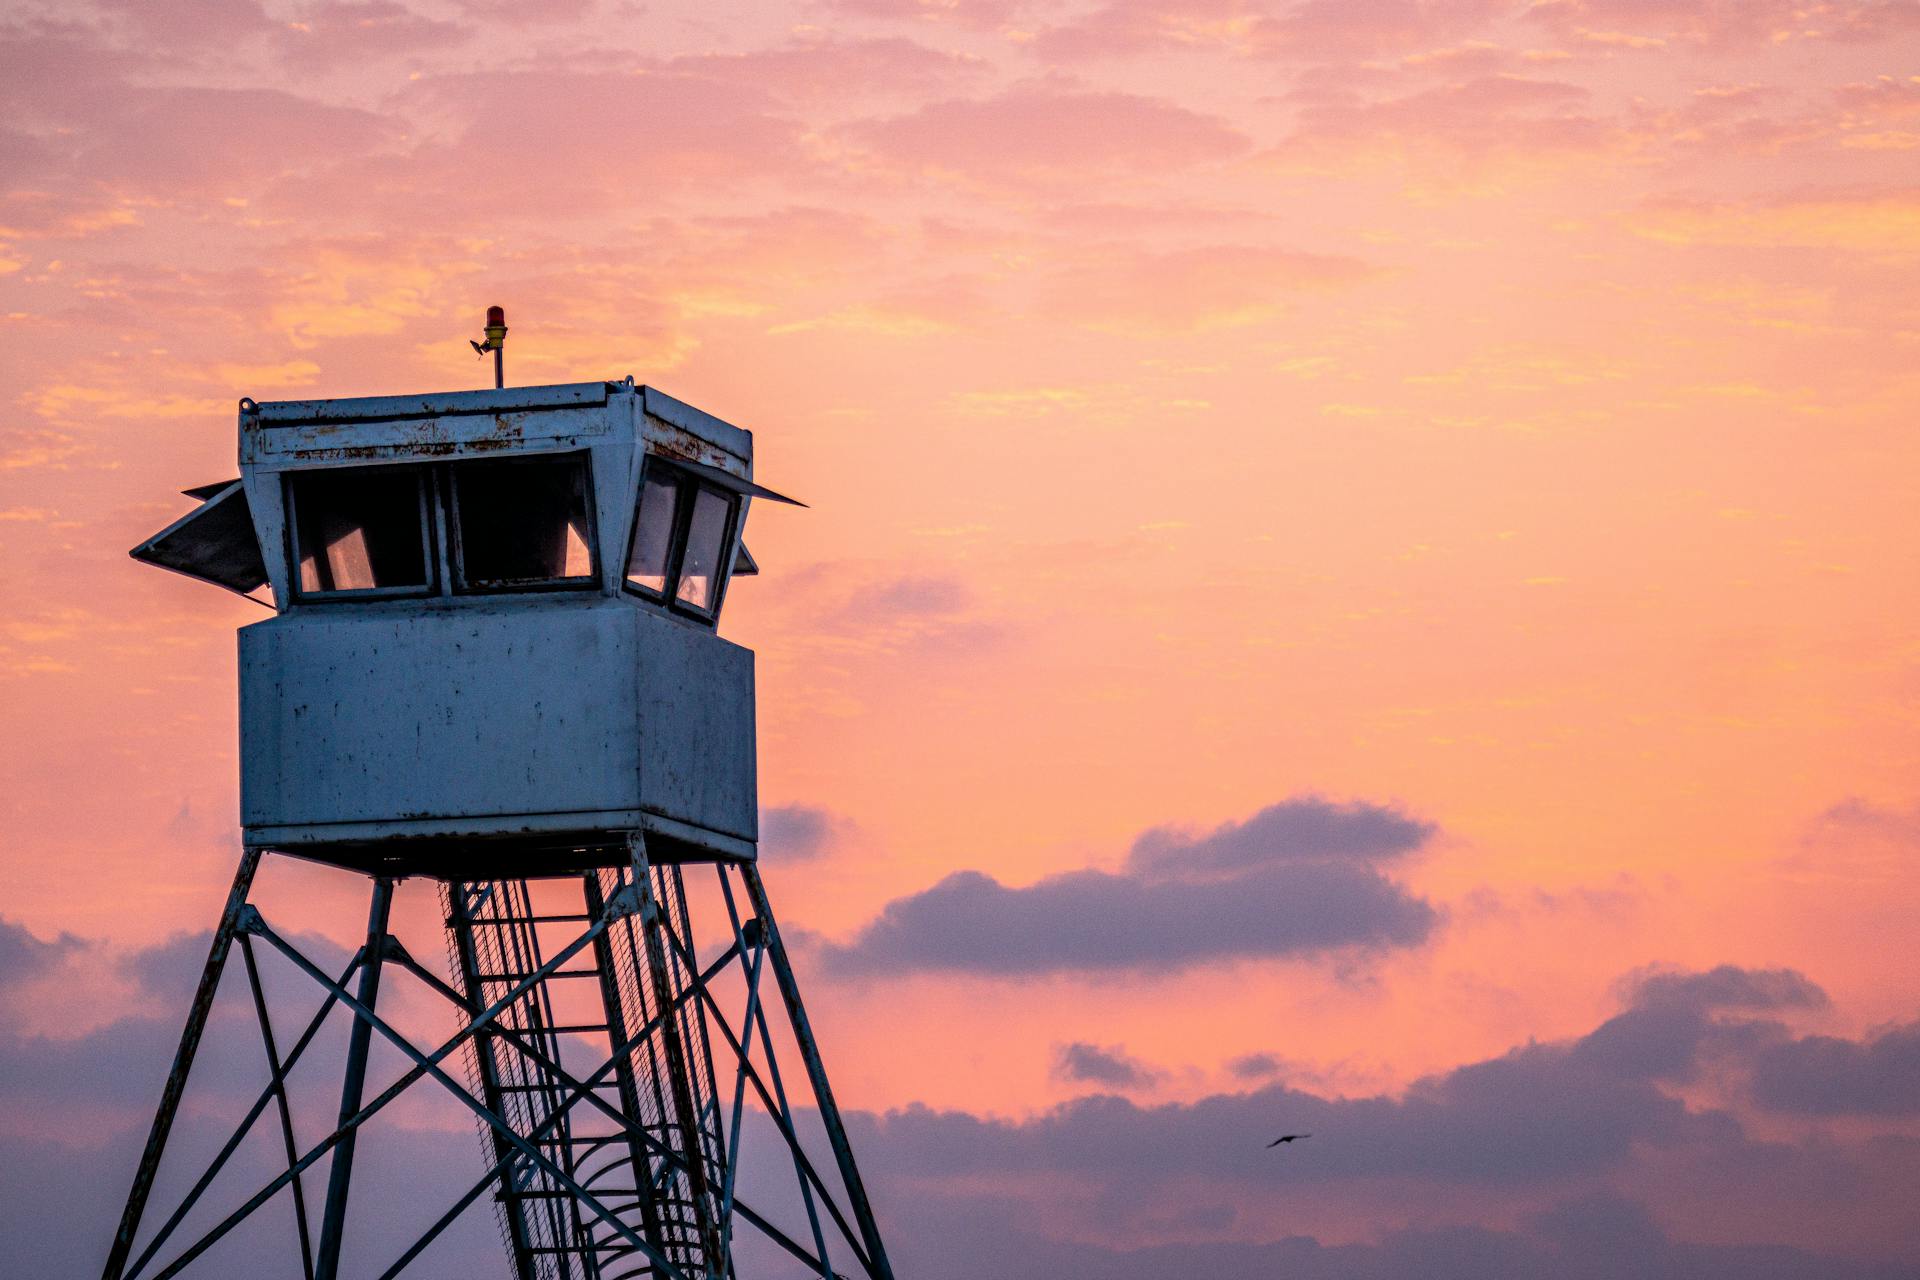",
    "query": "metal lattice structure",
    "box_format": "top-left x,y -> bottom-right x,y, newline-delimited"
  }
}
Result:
101,844 -> 892,1280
